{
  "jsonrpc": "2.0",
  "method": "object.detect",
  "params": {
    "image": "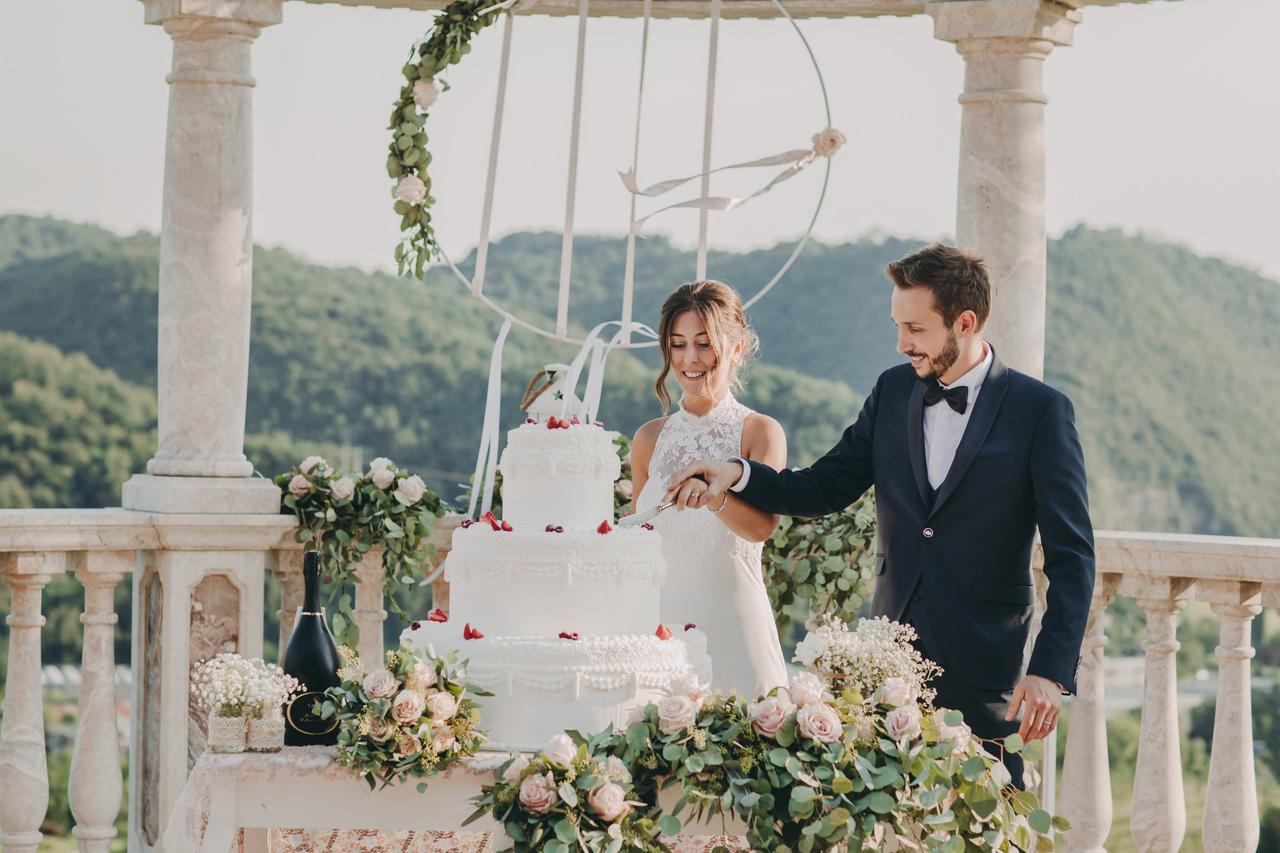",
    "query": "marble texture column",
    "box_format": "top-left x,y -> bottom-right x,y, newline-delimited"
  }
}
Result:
1059,575 -> 1116,853
354,553 -> 388,670
1130,579 -> 1191,853
0,553 -> 62,853
1202,582 -> 1262,853
122,0 -> 283,514
68,553 -> 130,853
927,0 -> 1080,378
272,549 -> 305,662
